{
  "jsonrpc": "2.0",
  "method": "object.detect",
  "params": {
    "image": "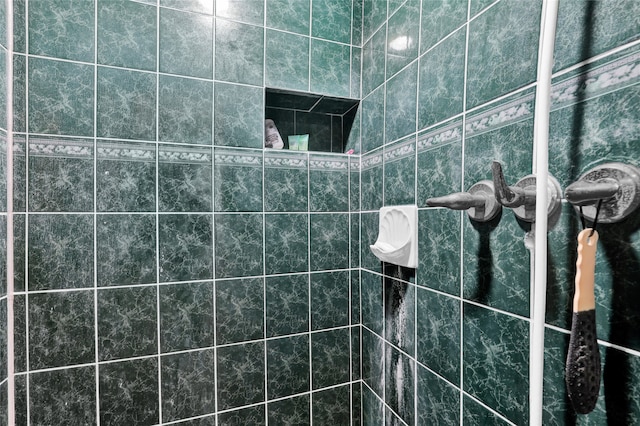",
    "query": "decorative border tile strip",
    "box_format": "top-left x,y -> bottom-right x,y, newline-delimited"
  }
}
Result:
350,157 -> 360,171
361,149 -> 383,171
417,121 -> 462,152
552,50 -> 640,110
384,138 -> 415,163
466,93 -> 535,138
264,151 -> 308,169
29,137 -> 93,159
158,145 -> 212,164
214,149 -> 262,167
97,141 -> 155,162
309,154 -> 349,171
